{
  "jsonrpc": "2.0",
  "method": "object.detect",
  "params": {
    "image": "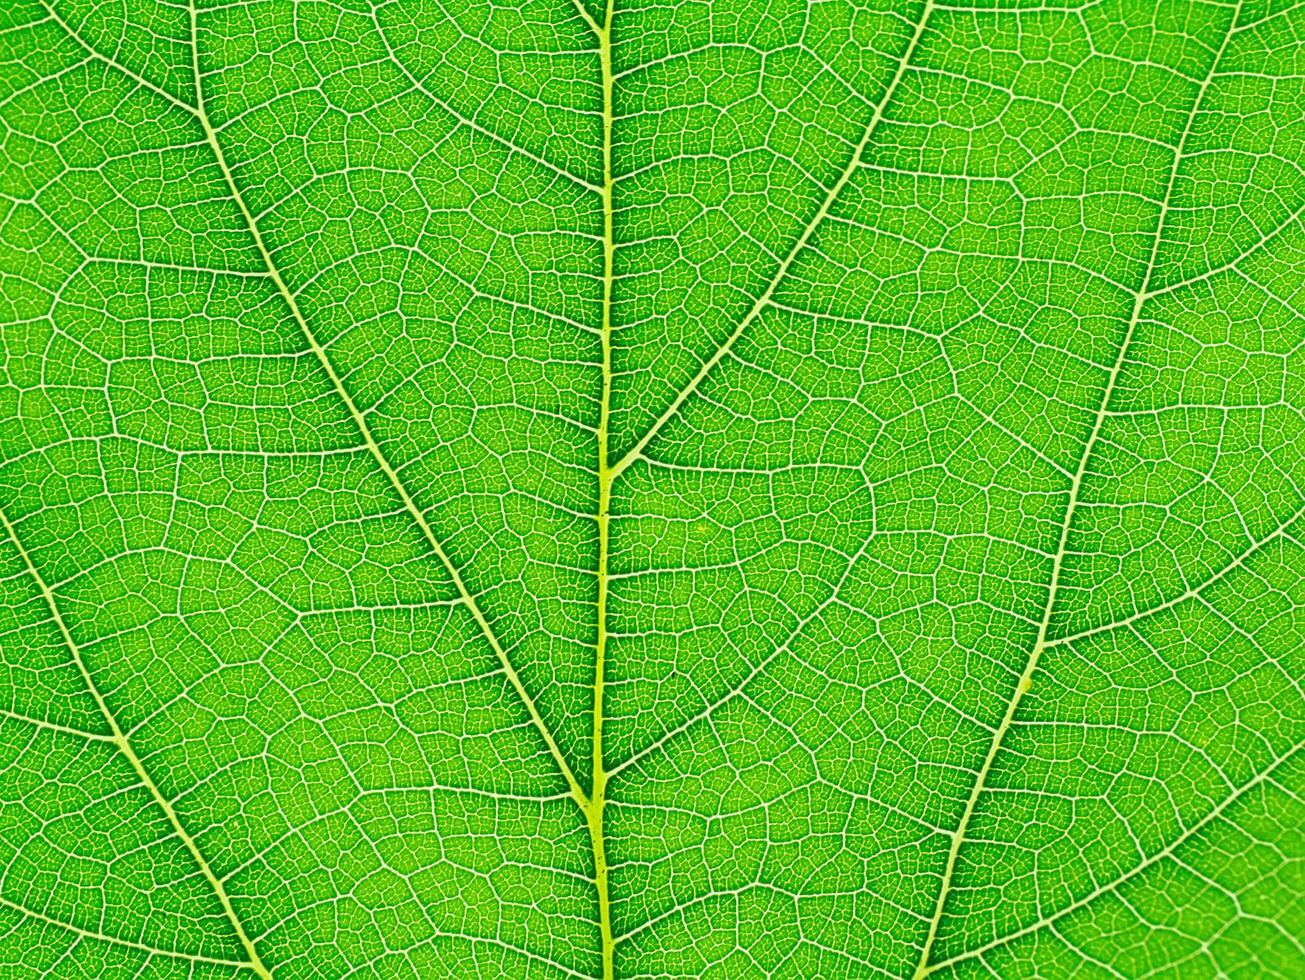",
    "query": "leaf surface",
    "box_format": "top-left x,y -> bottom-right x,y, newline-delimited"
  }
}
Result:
1,0 -> 1303,976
